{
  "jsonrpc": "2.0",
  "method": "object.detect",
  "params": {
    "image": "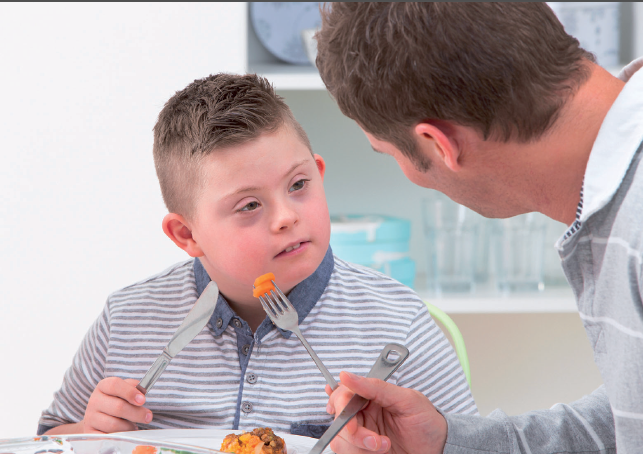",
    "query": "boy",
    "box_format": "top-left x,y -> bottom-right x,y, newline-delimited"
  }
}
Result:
38,74 -> 476,437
